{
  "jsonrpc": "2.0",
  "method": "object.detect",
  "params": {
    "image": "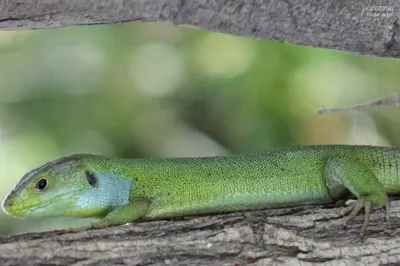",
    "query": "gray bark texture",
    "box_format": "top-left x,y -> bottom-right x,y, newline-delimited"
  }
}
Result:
2,200 -> 400,265
1,0 -> 400,265
0,0 -> 400,58
0,200 -> 400,265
